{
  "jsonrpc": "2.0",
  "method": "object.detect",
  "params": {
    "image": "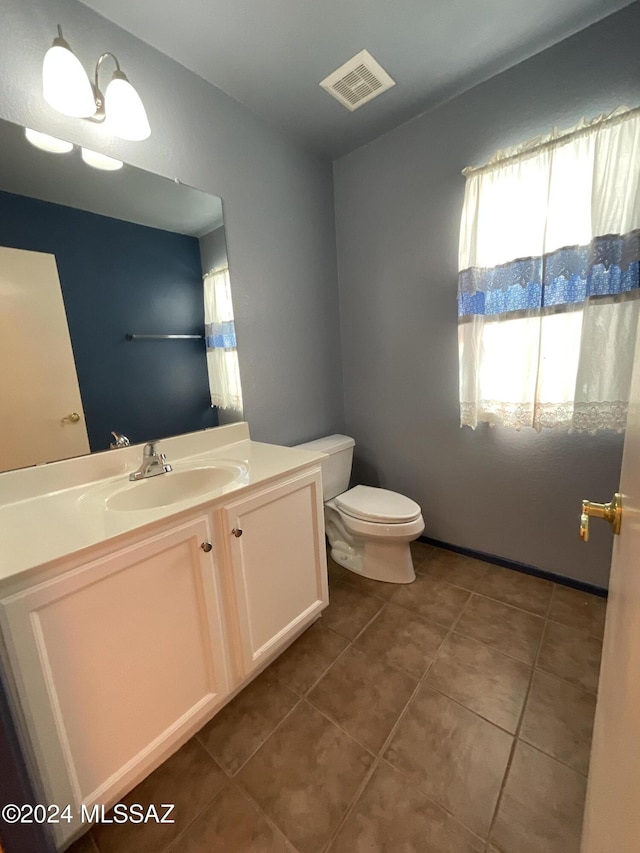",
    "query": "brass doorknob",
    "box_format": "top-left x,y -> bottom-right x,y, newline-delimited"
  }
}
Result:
231,528 -> 243,538
579,493 -> 622,542
201,542 -> 212,552
62,412 -> 80,423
